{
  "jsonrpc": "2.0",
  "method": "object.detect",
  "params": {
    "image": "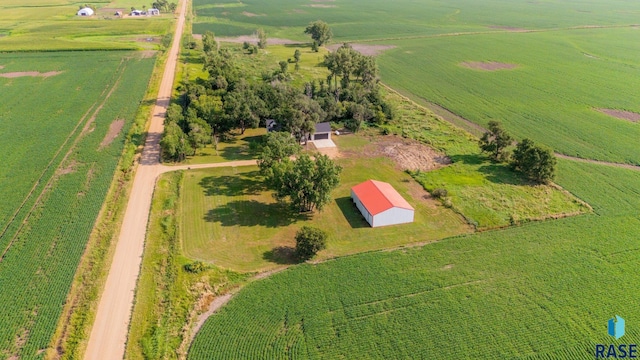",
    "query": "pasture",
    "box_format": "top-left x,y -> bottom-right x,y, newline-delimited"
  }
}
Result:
0,51 -> 155,359
188,160 -> 640,359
